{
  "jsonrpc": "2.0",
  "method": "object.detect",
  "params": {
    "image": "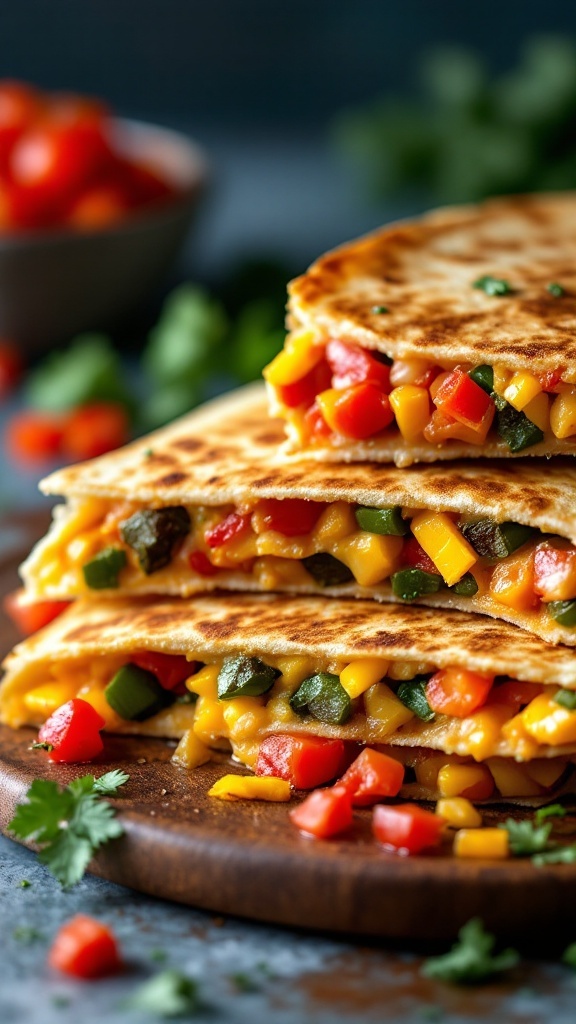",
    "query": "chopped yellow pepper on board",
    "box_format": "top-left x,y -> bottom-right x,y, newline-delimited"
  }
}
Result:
172,730 -> 212,769
436,797 -> 482,829
454,828 -> 509,859
411,511 -> 477,586
208,775 -> 291,801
